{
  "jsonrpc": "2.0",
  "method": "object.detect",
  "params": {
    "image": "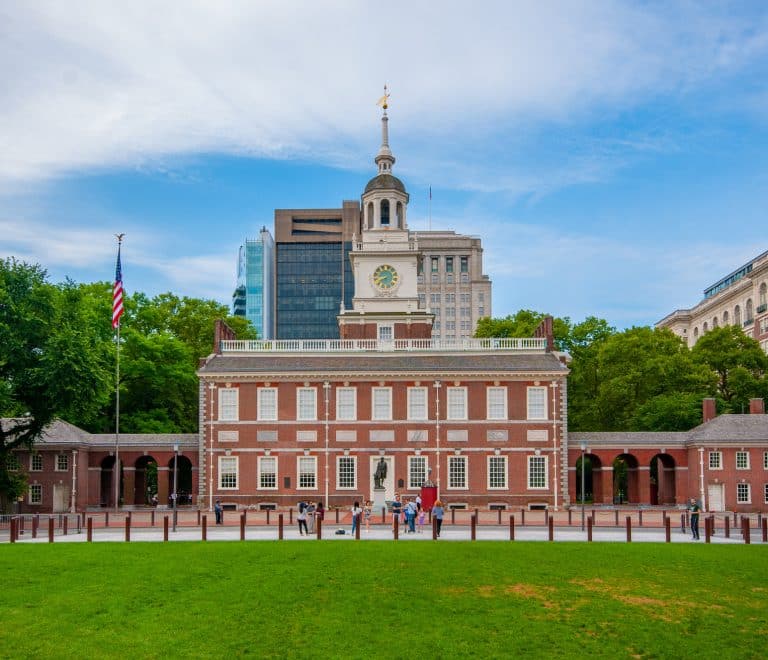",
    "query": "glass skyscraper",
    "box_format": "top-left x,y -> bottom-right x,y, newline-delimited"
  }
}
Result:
232,227 -> 275,339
